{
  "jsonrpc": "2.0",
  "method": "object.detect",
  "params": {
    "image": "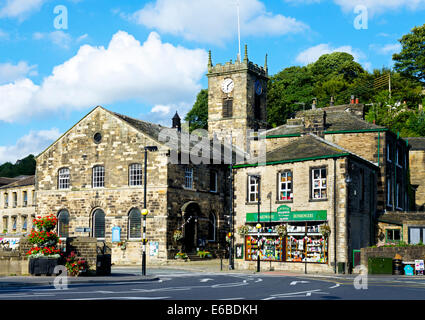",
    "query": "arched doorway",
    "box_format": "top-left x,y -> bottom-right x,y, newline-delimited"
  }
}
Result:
181,202 -> 201,252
